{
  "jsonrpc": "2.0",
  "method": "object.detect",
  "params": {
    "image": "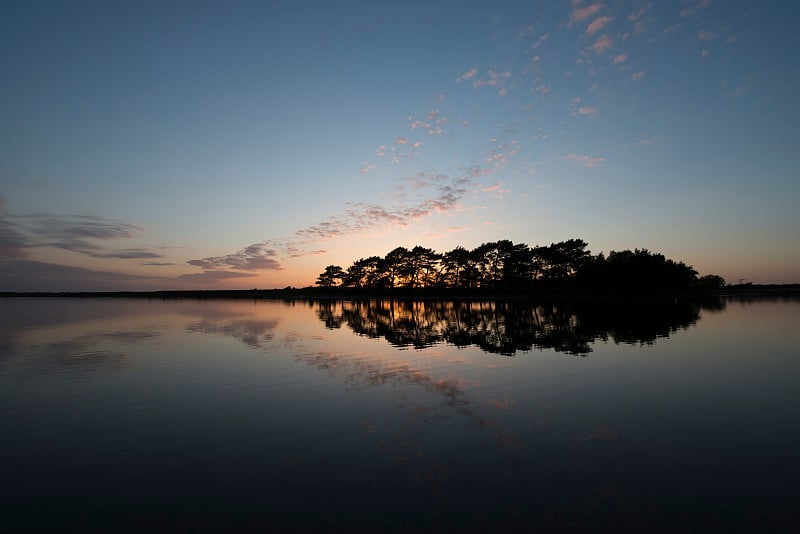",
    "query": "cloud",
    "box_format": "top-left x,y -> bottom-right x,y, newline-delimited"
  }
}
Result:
482,182 -> 508,198
394,136 -> 409,145
84,248 -> 163,259
591,34 -> 612,53
456,68 -> 478,83
187,242 -> 282,271
586,16 -> 612,36
178,270 -> 259,282
725,85 -> 750,98
23,214 -> 143,241
613,53 -> 627,64
698,29 -> 716,41
0,258 -> 163,292
143,262 -> 175,266
0,203 -> 29,259
562,153 -> 605,167
681,0 -> 712,18
628,3 -> 653,22
570,2 -> 603,26
0,208 -> 169,263
294,174 -> 471,242
630,70 -> 646,80
360,162 -> 376,175
578,106 -> 599,115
